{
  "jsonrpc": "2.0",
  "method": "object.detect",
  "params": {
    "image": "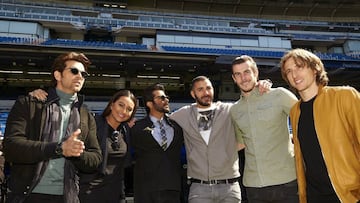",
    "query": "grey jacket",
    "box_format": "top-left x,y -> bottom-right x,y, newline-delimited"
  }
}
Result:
170,102 -> 239,181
